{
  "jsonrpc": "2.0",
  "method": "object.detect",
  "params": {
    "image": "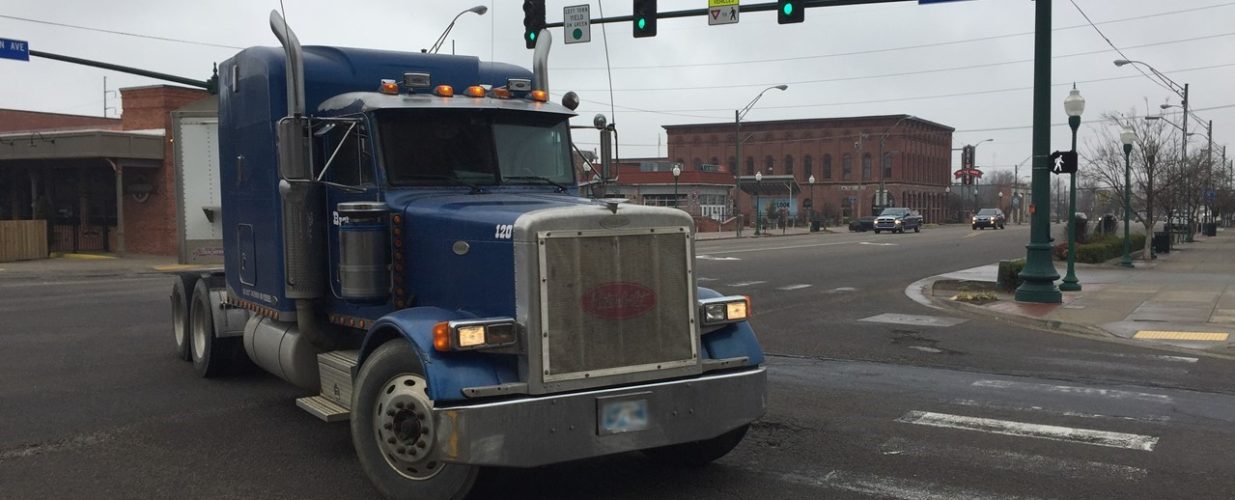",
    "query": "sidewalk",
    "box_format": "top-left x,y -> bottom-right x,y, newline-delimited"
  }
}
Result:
0,252 -> 181,281
923,230 -> 1235,358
